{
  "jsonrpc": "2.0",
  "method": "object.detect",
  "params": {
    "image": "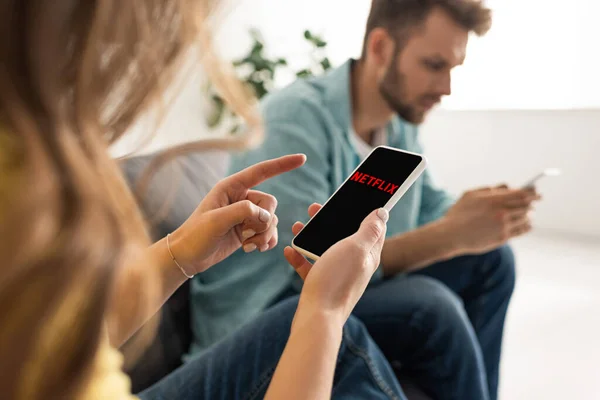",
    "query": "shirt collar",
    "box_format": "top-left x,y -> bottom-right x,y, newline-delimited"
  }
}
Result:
322,59 -> 356,139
